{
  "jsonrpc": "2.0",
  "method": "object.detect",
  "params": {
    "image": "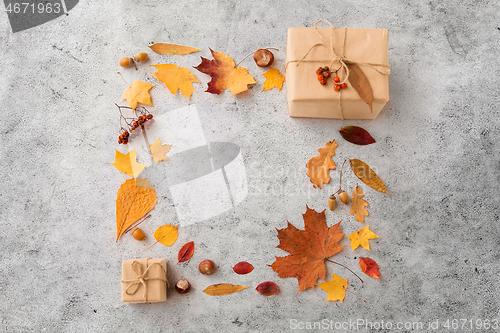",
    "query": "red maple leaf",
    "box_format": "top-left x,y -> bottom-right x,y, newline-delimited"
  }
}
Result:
270,206 -> 345,293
